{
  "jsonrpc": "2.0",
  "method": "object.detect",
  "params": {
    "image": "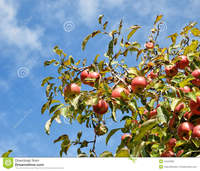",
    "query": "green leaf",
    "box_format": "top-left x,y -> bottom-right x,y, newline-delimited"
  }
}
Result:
46,83 -> 54,97
118,19 -> 123,34
191,28 -> 200,37
41,77 -> 54,87
50,104 -> 64,114
54,135 -> 69,143
170,98 -> 181,111
156,106 -> 167,124
100,151 -> 113,157
115,148 -> 130,157
85,96 -> 98,106
41,102 -> 49,114
77,131 -> 82,140
186,91 -> 197,102
112,104 -> 117,122
107,39 -> 114,57
45,119 -> 52,135
106,128 -> 121,145
93,54 -> 100,63
103,21 -> 108,30
70,95 -> 81,110
167,33 -> 178,45
44,59 -> 56,66
127,25 -> 141,41
133,119 -> 158,144
82,34 -> 92,51
98,15 -> 104,24
154,15 -> 163,25
2,150 -> 12,157
132,141 -> 145,157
